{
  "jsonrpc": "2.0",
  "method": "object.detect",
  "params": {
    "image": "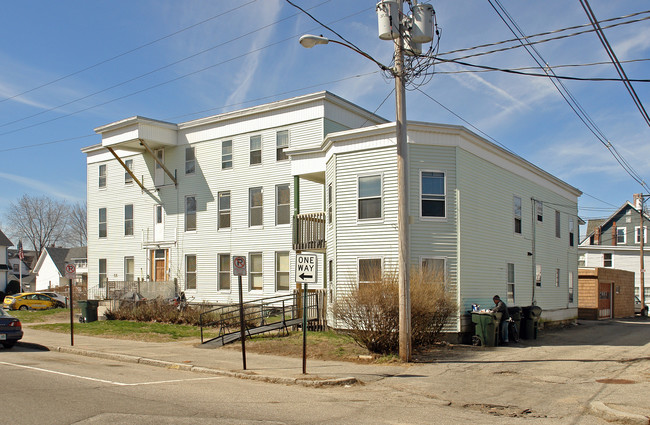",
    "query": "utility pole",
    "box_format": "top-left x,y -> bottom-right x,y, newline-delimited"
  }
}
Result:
394,0 -> 411,362
639,194 -> 647,307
